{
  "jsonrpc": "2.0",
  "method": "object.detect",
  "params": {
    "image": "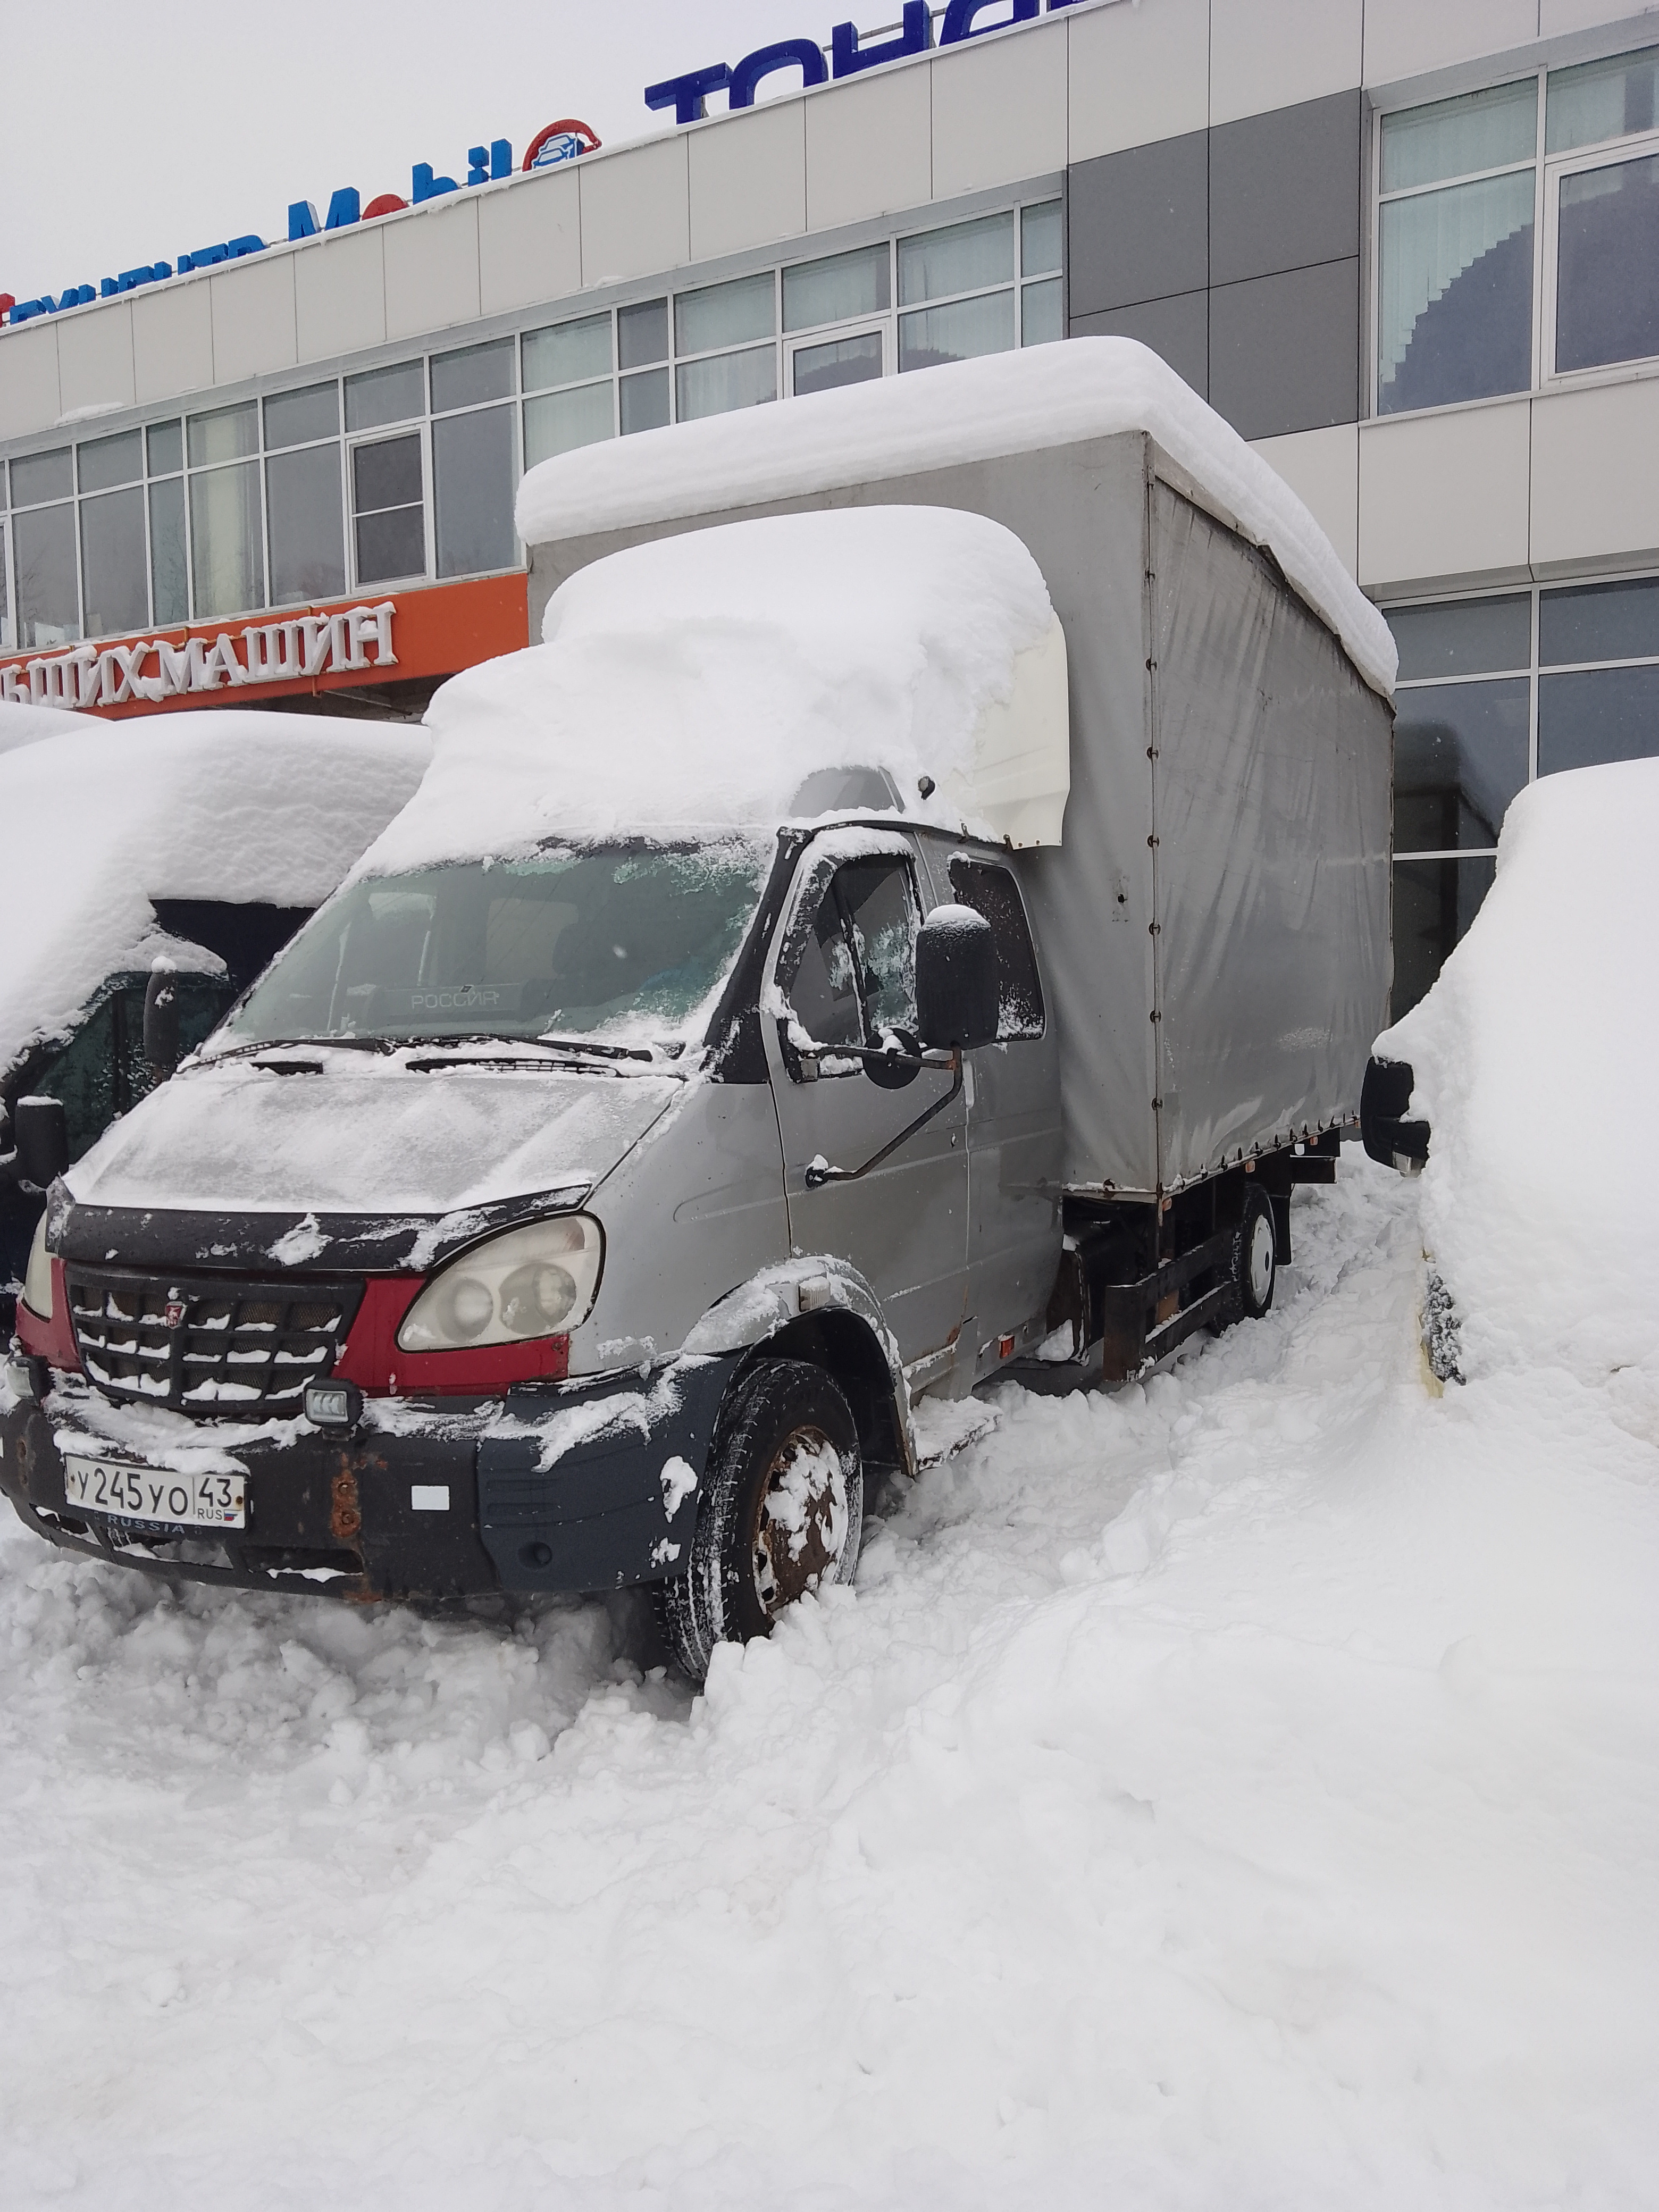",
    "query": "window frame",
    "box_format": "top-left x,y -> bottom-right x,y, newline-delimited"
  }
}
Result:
1539,123 -> 1659,384
345,420 -> 434,594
